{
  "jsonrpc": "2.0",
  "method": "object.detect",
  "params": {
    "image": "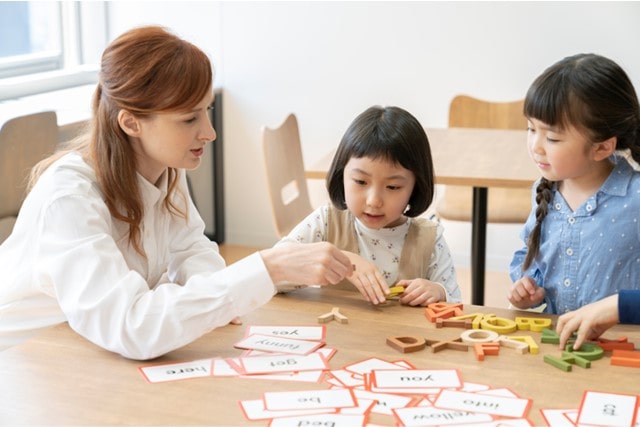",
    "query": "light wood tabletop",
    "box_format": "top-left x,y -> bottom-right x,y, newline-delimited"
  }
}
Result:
305,127 -> 537,187
305,127 -> 539,307
0,287 -> 637,426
